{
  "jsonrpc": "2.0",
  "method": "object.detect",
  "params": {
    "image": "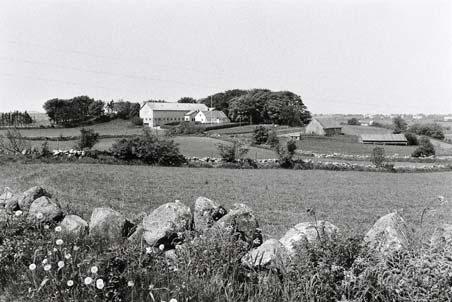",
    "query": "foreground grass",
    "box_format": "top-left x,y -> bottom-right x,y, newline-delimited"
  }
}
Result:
1,163 -> 451,239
